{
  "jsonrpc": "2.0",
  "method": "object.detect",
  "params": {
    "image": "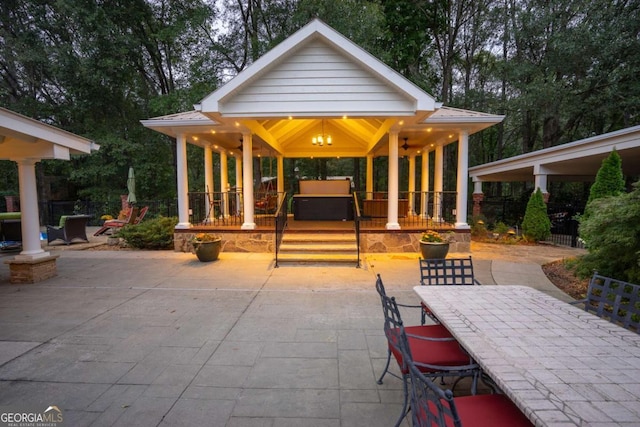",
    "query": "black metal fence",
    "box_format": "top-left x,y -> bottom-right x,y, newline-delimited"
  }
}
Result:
38,199 -> 179,227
